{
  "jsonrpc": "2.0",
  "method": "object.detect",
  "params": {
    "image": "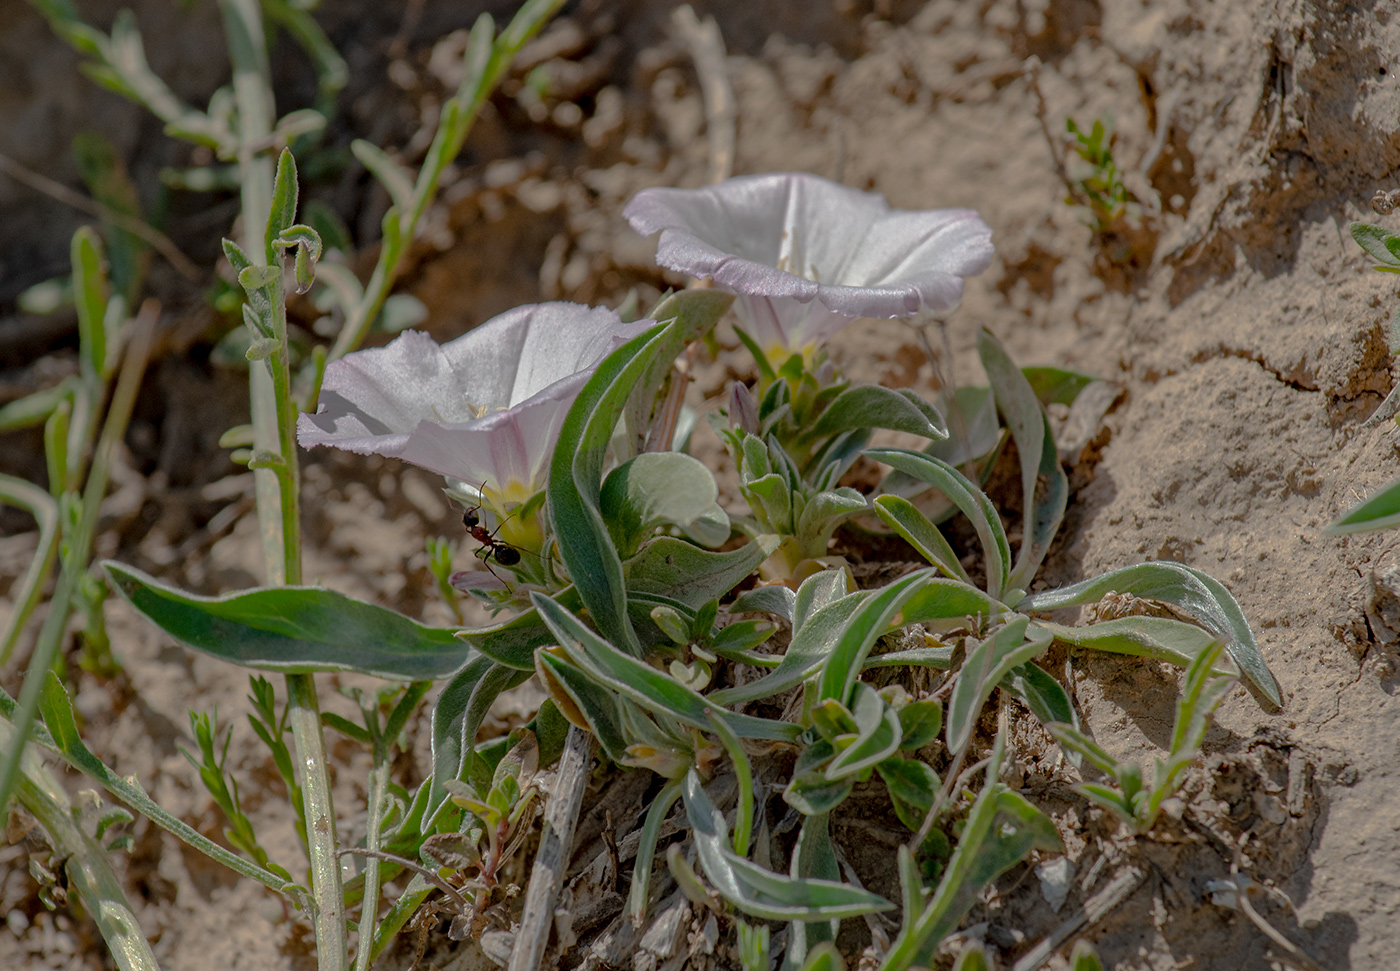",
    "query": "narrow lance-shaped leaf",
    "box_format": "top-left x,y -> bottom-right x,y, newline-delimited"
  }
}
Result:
681,770 -> 894,922
351,140 -> 416,213
531,592 -> 801,742
804,384 -> 948,442
881,780 -> 1061,970
104,562 -> 469,680
817,569 -> 941,704
867,447 -> 1011,599
978,328 -> 1067,591
549,323 -> 669,655
71,227 -> 109,382
1033,616 -> 1227,670
426,658 -> 532,826
946,617 -> 1052,753
265,149 -> 300,264
872,495 -> 970,584
534,649 -> 629,762
1019,561 -> 1280,708
1327,475 -> 1400,535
